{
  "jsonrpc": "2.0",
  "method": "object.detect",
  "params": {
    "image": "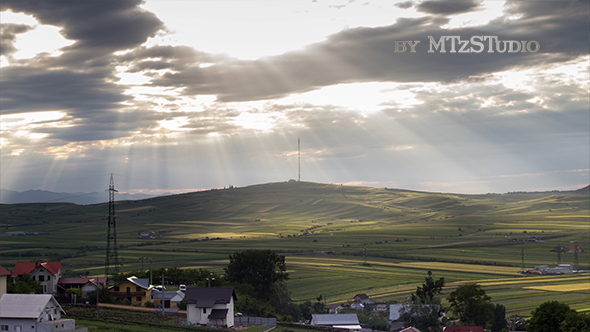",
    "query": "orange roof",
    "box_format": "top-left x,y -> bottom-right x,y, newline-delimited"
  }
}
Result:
0,265 -> 11,276
12,261 -> 61,277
